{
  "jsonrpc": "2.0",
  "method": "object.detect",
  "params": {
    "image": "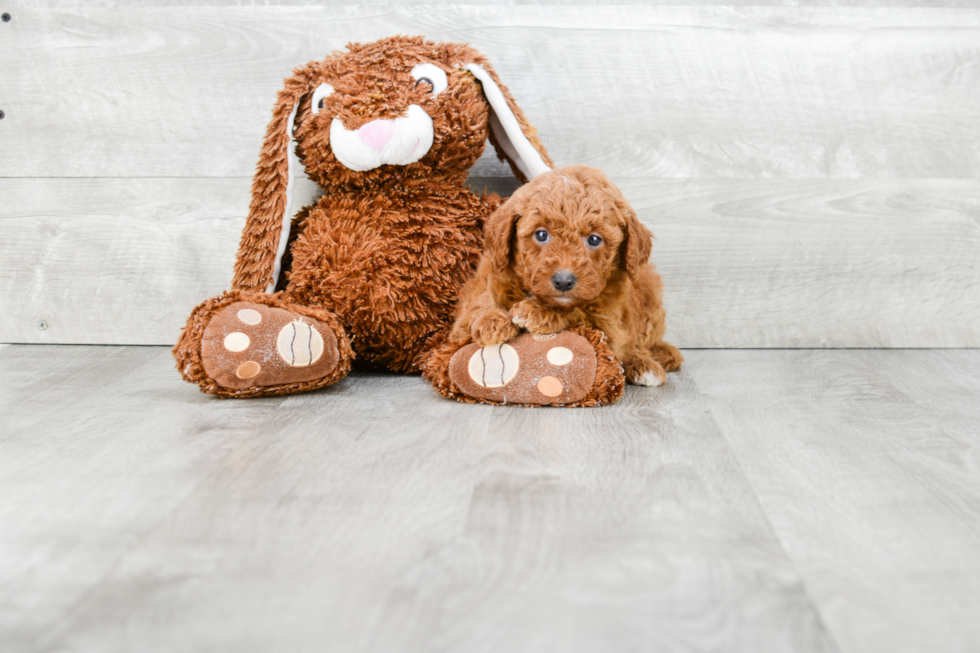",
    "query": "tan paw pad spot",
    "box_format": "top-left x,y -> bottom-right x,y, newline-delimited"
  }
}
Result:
533,333 -> 557,341
236,361 -> 261,379
468,343 -> 520,388
236,308 -> 262,325
546,346 -> 574,366
223,332 -> 250,352
537,375 -> 564,397
276,320 -> 324,367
